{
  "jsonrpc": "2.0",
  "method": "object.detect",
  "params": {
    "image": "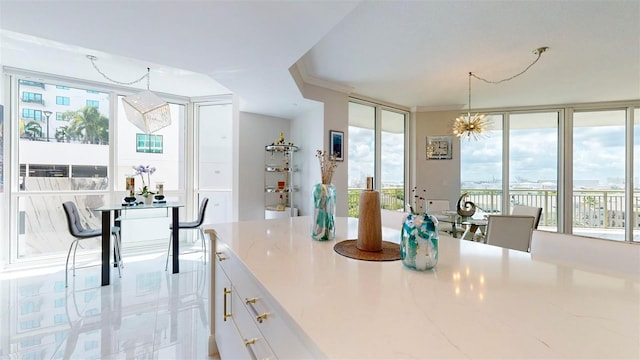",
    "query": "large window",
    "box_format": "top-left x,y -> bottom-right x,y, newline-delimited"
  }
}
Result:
16,79 -> 111,260
573,110 -> 626,240
461,106 -> 639,242
348,100 -> 408,217
460,114 -> 503,213
509,112 -> 559,230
